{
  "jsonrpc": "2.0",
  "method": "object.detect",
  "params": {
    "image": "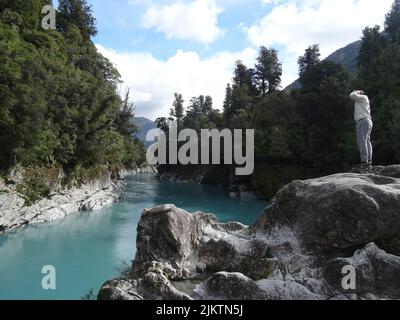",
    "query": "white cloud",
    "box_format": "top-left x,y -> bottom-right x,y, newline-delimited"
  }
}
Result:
141,0 -> 225,44
96,44 -> 257,120
261,0 -> 286,5
248,0 -> 393,86
96,0 -> 393,114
